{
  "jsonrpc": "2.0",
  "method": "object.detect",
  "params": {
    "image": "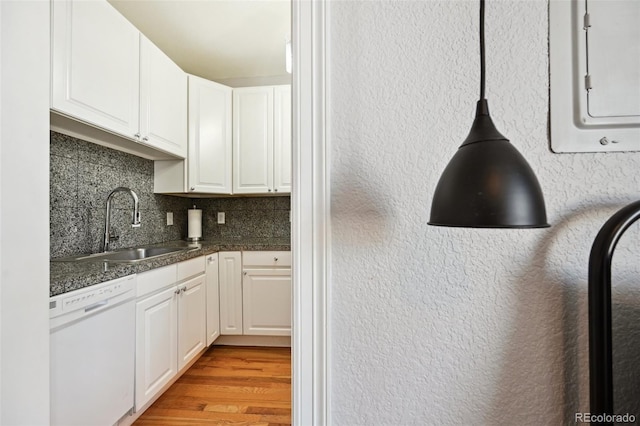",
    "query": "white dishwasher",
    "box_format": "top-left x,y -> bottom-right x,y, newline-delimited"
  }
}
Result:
50,274 -> 136,426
